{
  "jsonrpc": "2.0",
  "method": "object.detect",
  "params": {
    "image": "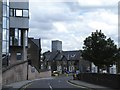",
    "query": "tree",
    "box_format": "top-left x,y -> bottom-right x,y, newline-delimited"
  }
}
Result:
116,48 -> 120,73
82,30 -> 118,73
